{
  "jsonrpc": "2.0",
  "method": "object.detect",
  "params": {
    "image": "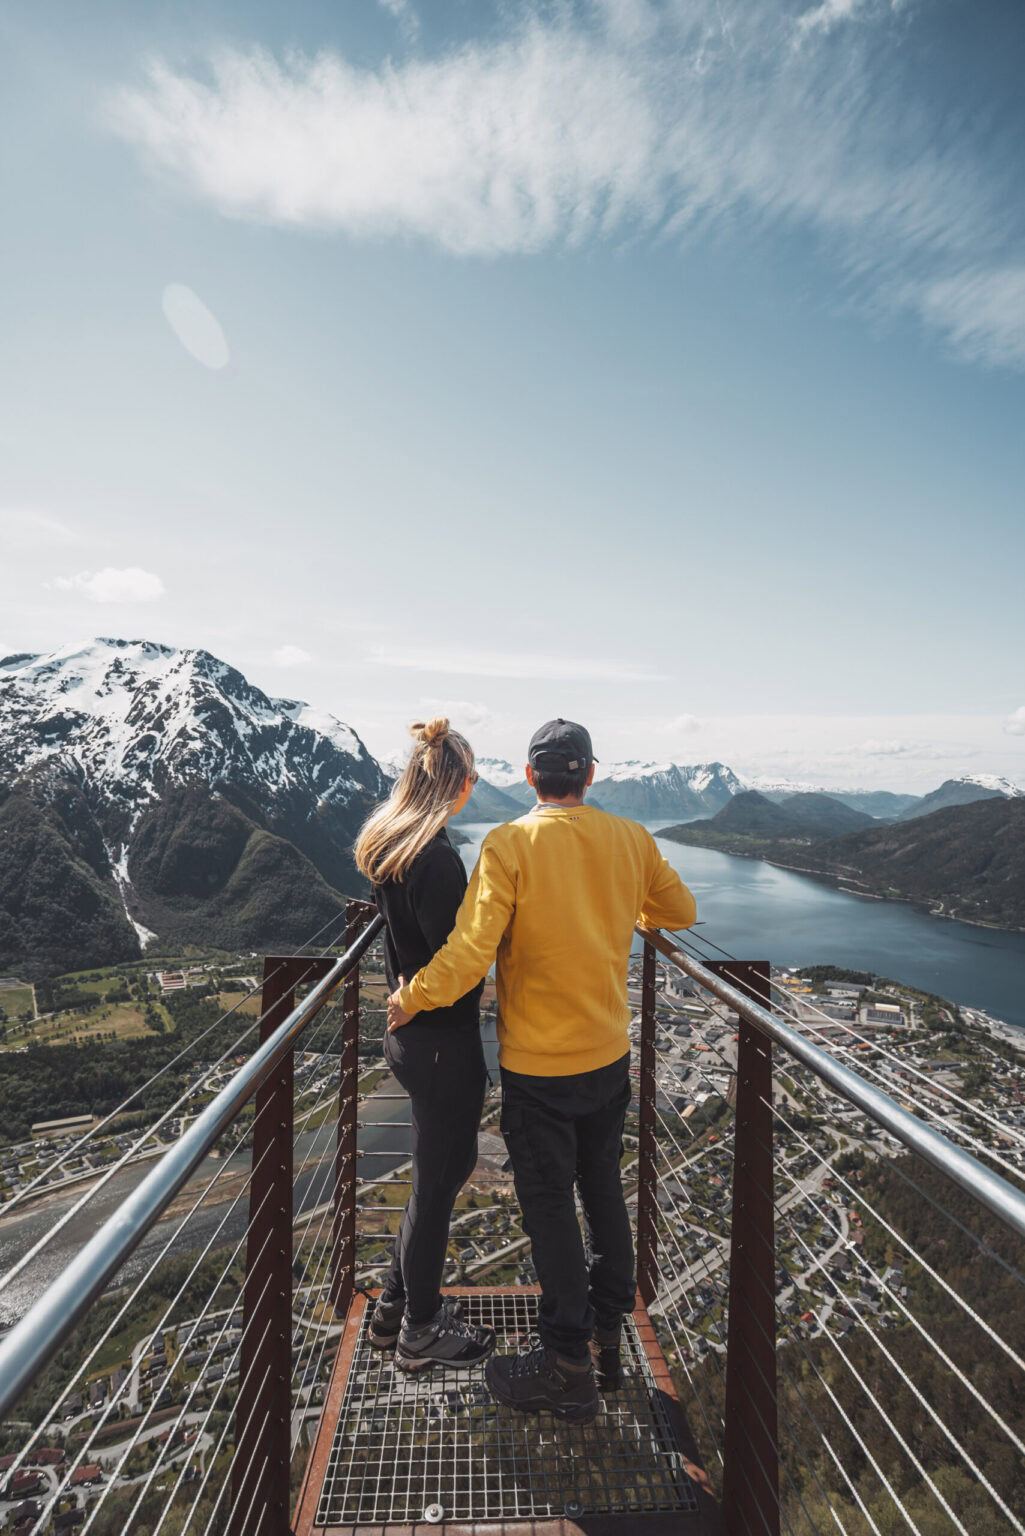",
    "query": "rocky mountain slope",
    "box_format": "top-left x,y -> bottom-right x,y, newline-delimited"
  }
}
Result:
755,783 -> 920,818
0,639 -> 388,973
797,798 -> 1025,930
894,775 -> 1023,822
659,789 -> 874,848
660,795 -> 1025,931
